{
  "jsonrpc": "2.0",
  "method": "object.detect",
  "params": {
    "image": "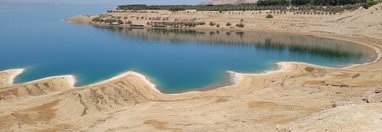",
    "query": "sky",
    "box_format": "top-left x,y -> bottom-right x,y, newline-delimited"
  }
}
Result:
0,0 -> 204,6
